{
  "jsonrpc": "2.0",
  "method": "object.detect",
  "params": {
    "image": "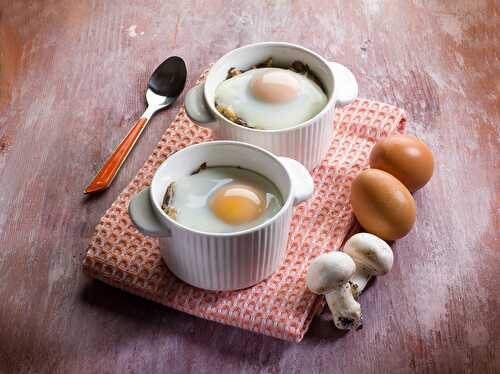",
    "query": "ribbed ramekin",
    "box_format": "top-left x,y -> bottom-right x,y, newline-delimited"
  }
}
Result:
128,141 -> 314,291
184,42 -> 358,170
